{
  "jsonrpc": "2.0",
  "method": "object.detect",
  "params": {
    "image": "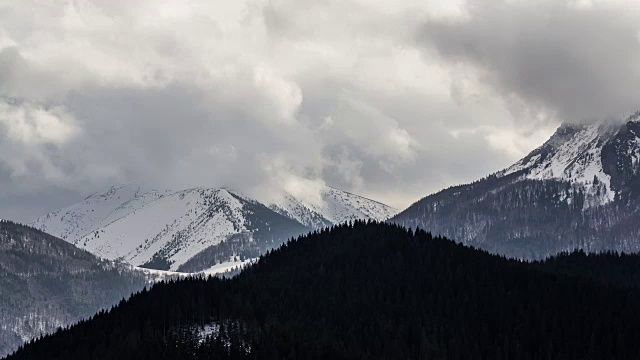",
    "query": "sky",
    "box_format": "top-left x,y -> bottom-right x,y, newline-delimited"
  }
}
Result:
1,0 -> 640,222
